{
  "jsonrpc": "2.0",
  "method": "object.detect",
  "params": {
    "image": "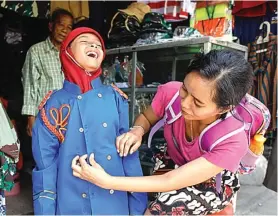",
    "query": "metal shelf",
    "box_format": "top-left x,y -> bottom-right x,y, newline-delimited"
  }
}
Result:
106,36 -> 248,55
121,87 -> 157,93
